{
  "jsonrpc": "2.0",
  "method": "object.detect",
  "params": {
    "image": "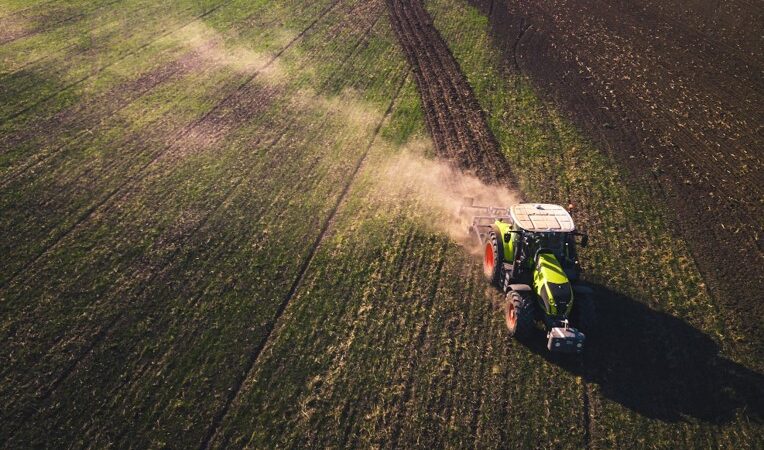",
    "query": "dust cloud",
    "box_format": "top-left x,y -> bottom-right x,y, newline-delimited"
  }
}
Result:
171,22 -> 286,80
376,140 -> 519,250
